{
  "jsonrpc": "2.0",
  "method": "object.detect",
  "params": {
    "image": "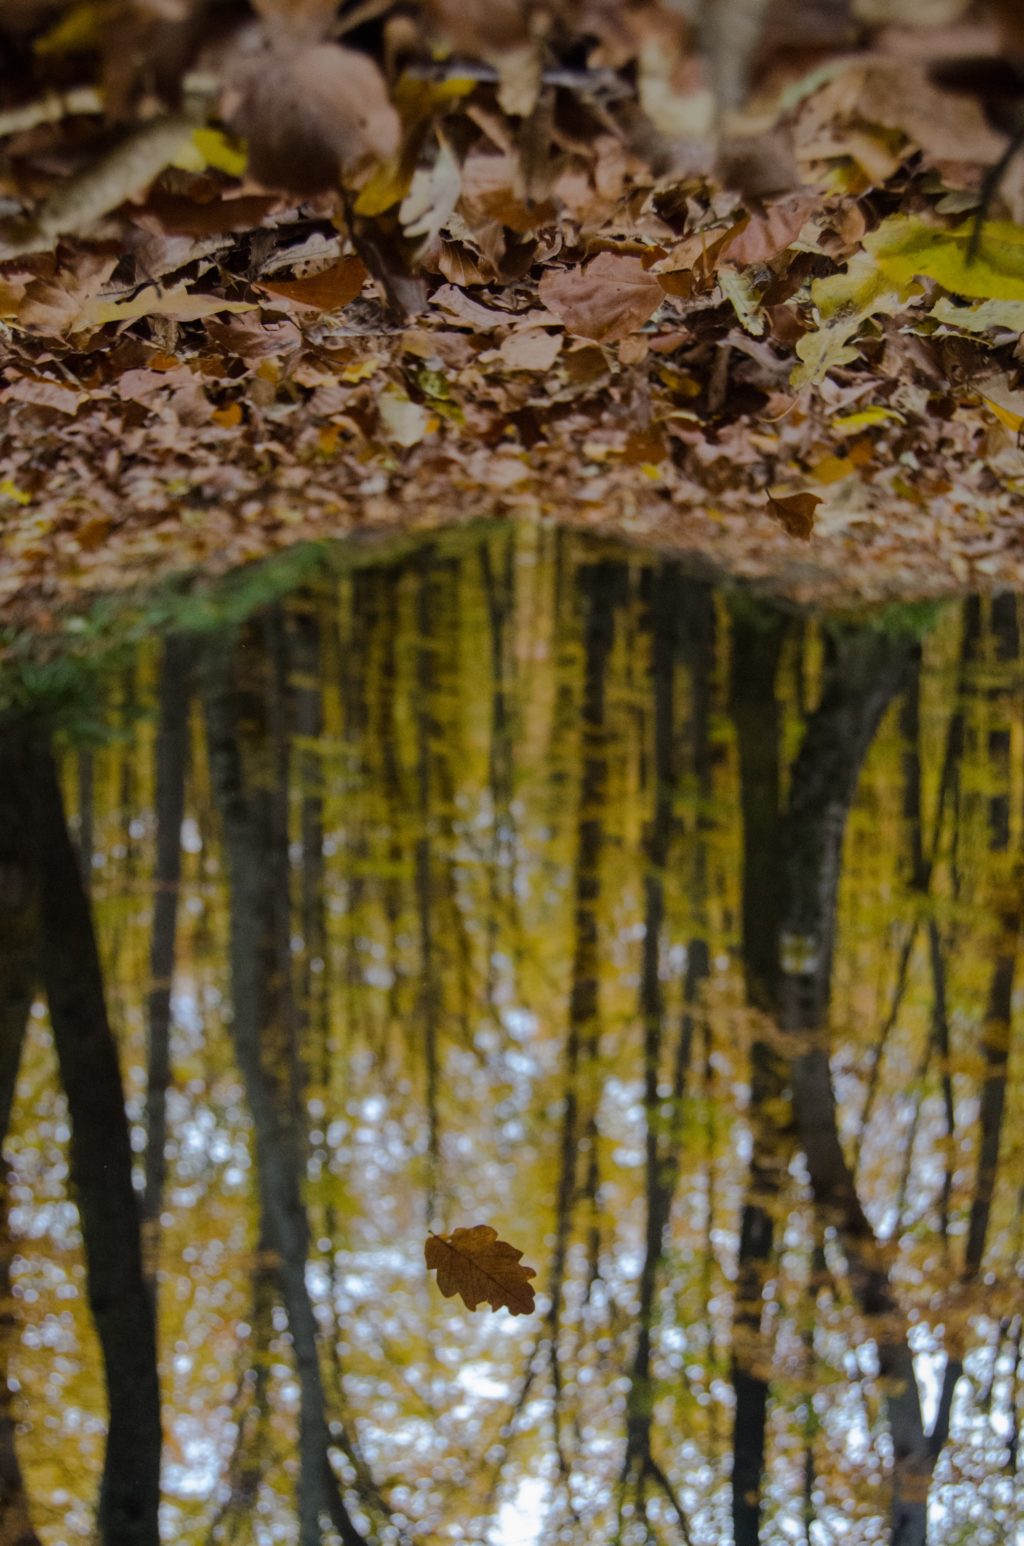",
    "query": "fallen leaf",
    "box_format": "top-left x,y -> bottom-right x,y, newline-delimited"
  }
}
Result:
2,375 -> 84,414
929,296 -> 1024,336
400,138 -> 462,246
498,327 -> 562,371
766,490 -> 821,540
539,253 -> 663,343
378,386 -> 432,447
84,287 -> 256,327
792,251 -> 914,388
425,1225 -> 537,1315
721,196 -> 816,266
719,267 -> 765,336
866,216 -> 1024,303
976,374 -> 1024,434
142,191 -> 281,238
257,257 -> 368,311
